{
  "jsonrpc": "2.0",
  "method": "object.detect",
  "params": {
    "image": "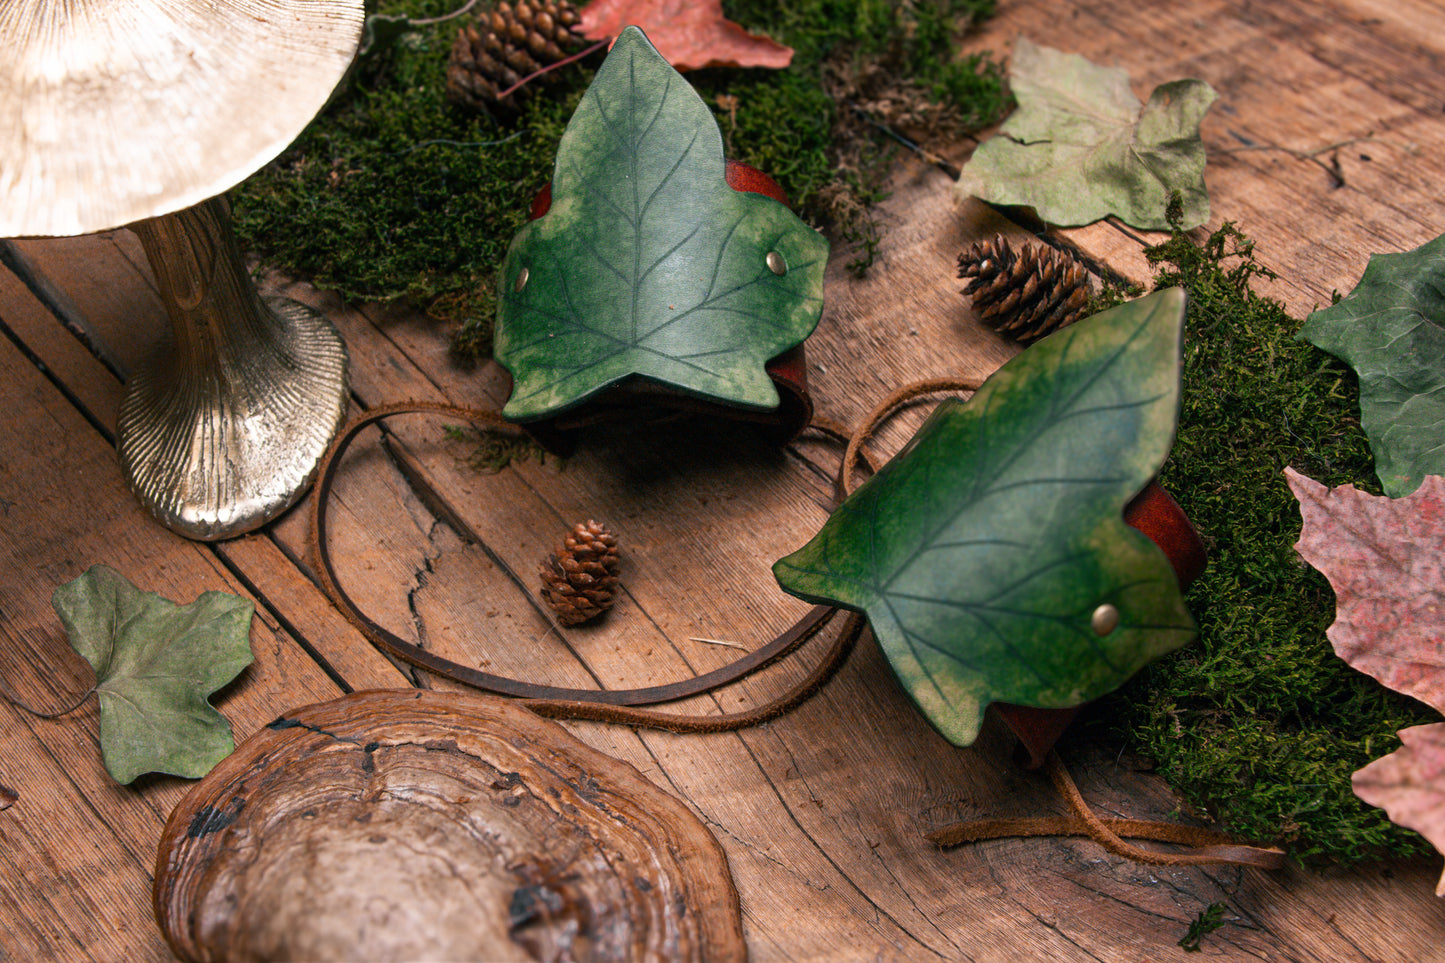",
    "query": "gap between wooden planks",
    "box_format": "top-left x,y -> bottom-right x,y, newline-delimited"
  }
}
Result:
0,272 -> 410,960
6,159 -> 1445,961
7,0 -> 1445,954
957,0 -> 1445,318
